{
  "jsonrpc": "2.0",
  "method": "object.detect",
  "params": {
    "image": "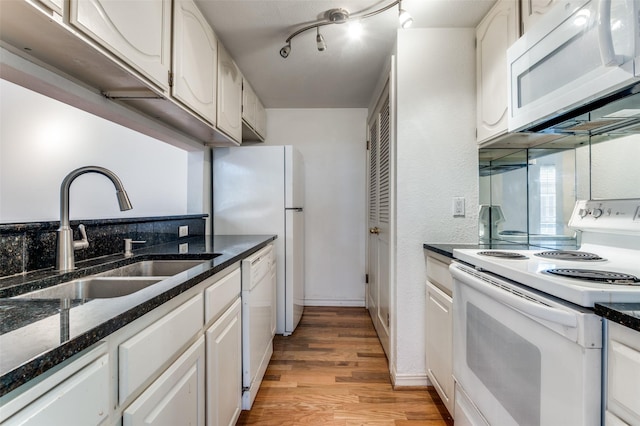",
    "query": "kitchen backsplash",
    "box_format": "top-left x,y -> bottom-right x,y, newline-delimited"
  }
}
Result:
0,215 -> 206,277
